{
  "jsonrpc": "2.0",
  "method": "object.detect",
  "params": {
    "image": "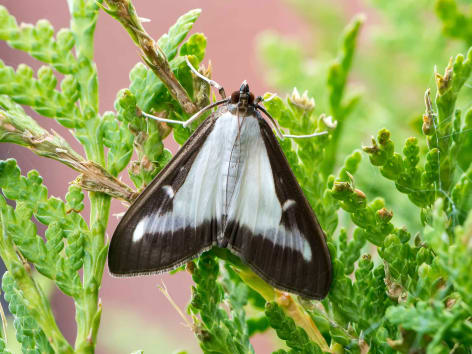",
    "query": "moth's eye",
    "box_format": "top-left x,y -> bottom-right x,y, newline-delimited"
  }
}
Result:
231,91 -> 240,103
249,92 -> 255,104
